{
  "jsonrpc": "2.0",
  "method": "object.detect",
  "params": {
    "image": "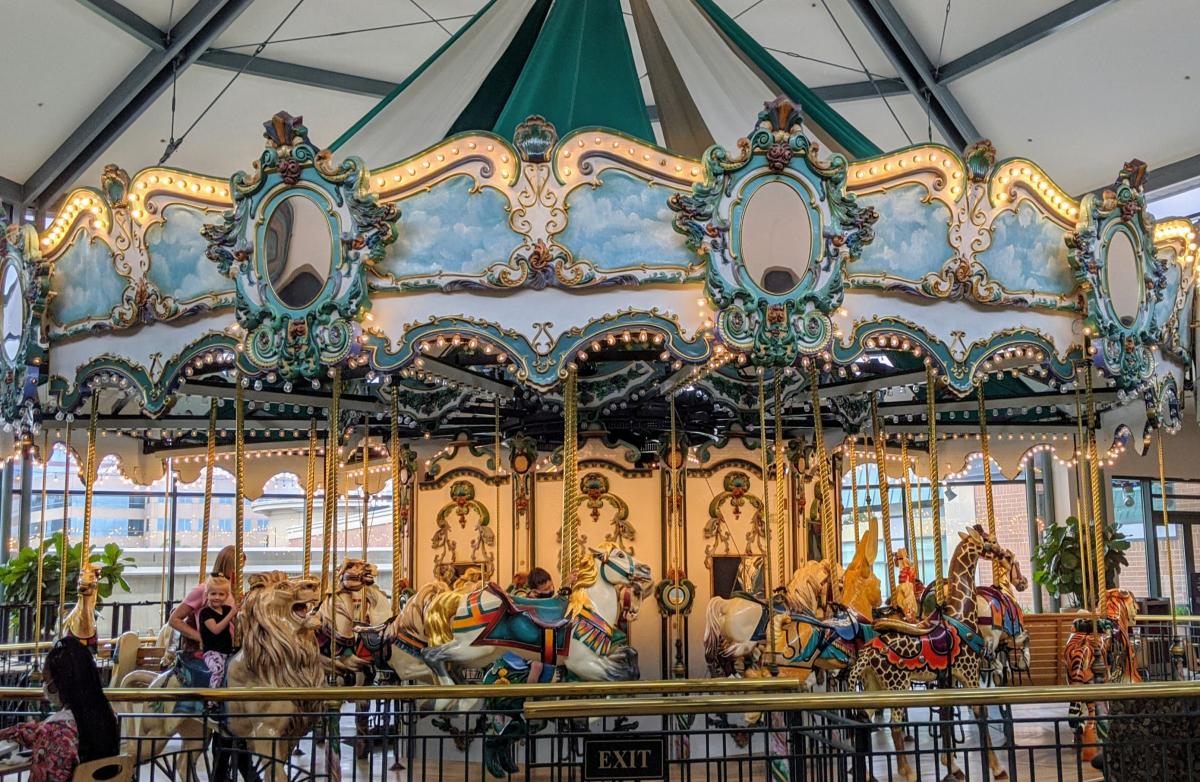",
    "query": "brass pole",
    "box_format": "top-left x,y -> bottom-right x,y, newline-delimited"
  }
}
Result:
1073,382 -> 1095,614
757,373 -> 776,664
199,400 -> 217,581
57,421 -> 71,631
847,433 -> 860,542
390,392 -> 403,614
977,384 -> 996,540
808,366 -> 835,563
559,366 -> 580,584
80,393 -> 99,558
1156,429 -> 1181,656
1085,362 -> 1108,607
494,397 -> 502,580
233,378 -> 245,601
900,435 -> 916,567
302,418 -> 317,578
320,370 -> 341,598
870,393 -> 895,592
773,375 -> 787,593
926,366 -> 944,603
158,459 -> 172,627
32,433 -> 49,661
361,429 -> 370,561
